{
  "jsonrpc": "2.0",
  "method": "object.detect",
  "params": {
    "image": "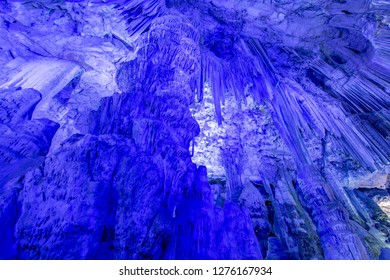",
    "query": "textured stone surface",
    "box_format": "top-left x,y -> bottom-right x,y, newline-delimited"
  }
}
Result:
0,0 -> 389,260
